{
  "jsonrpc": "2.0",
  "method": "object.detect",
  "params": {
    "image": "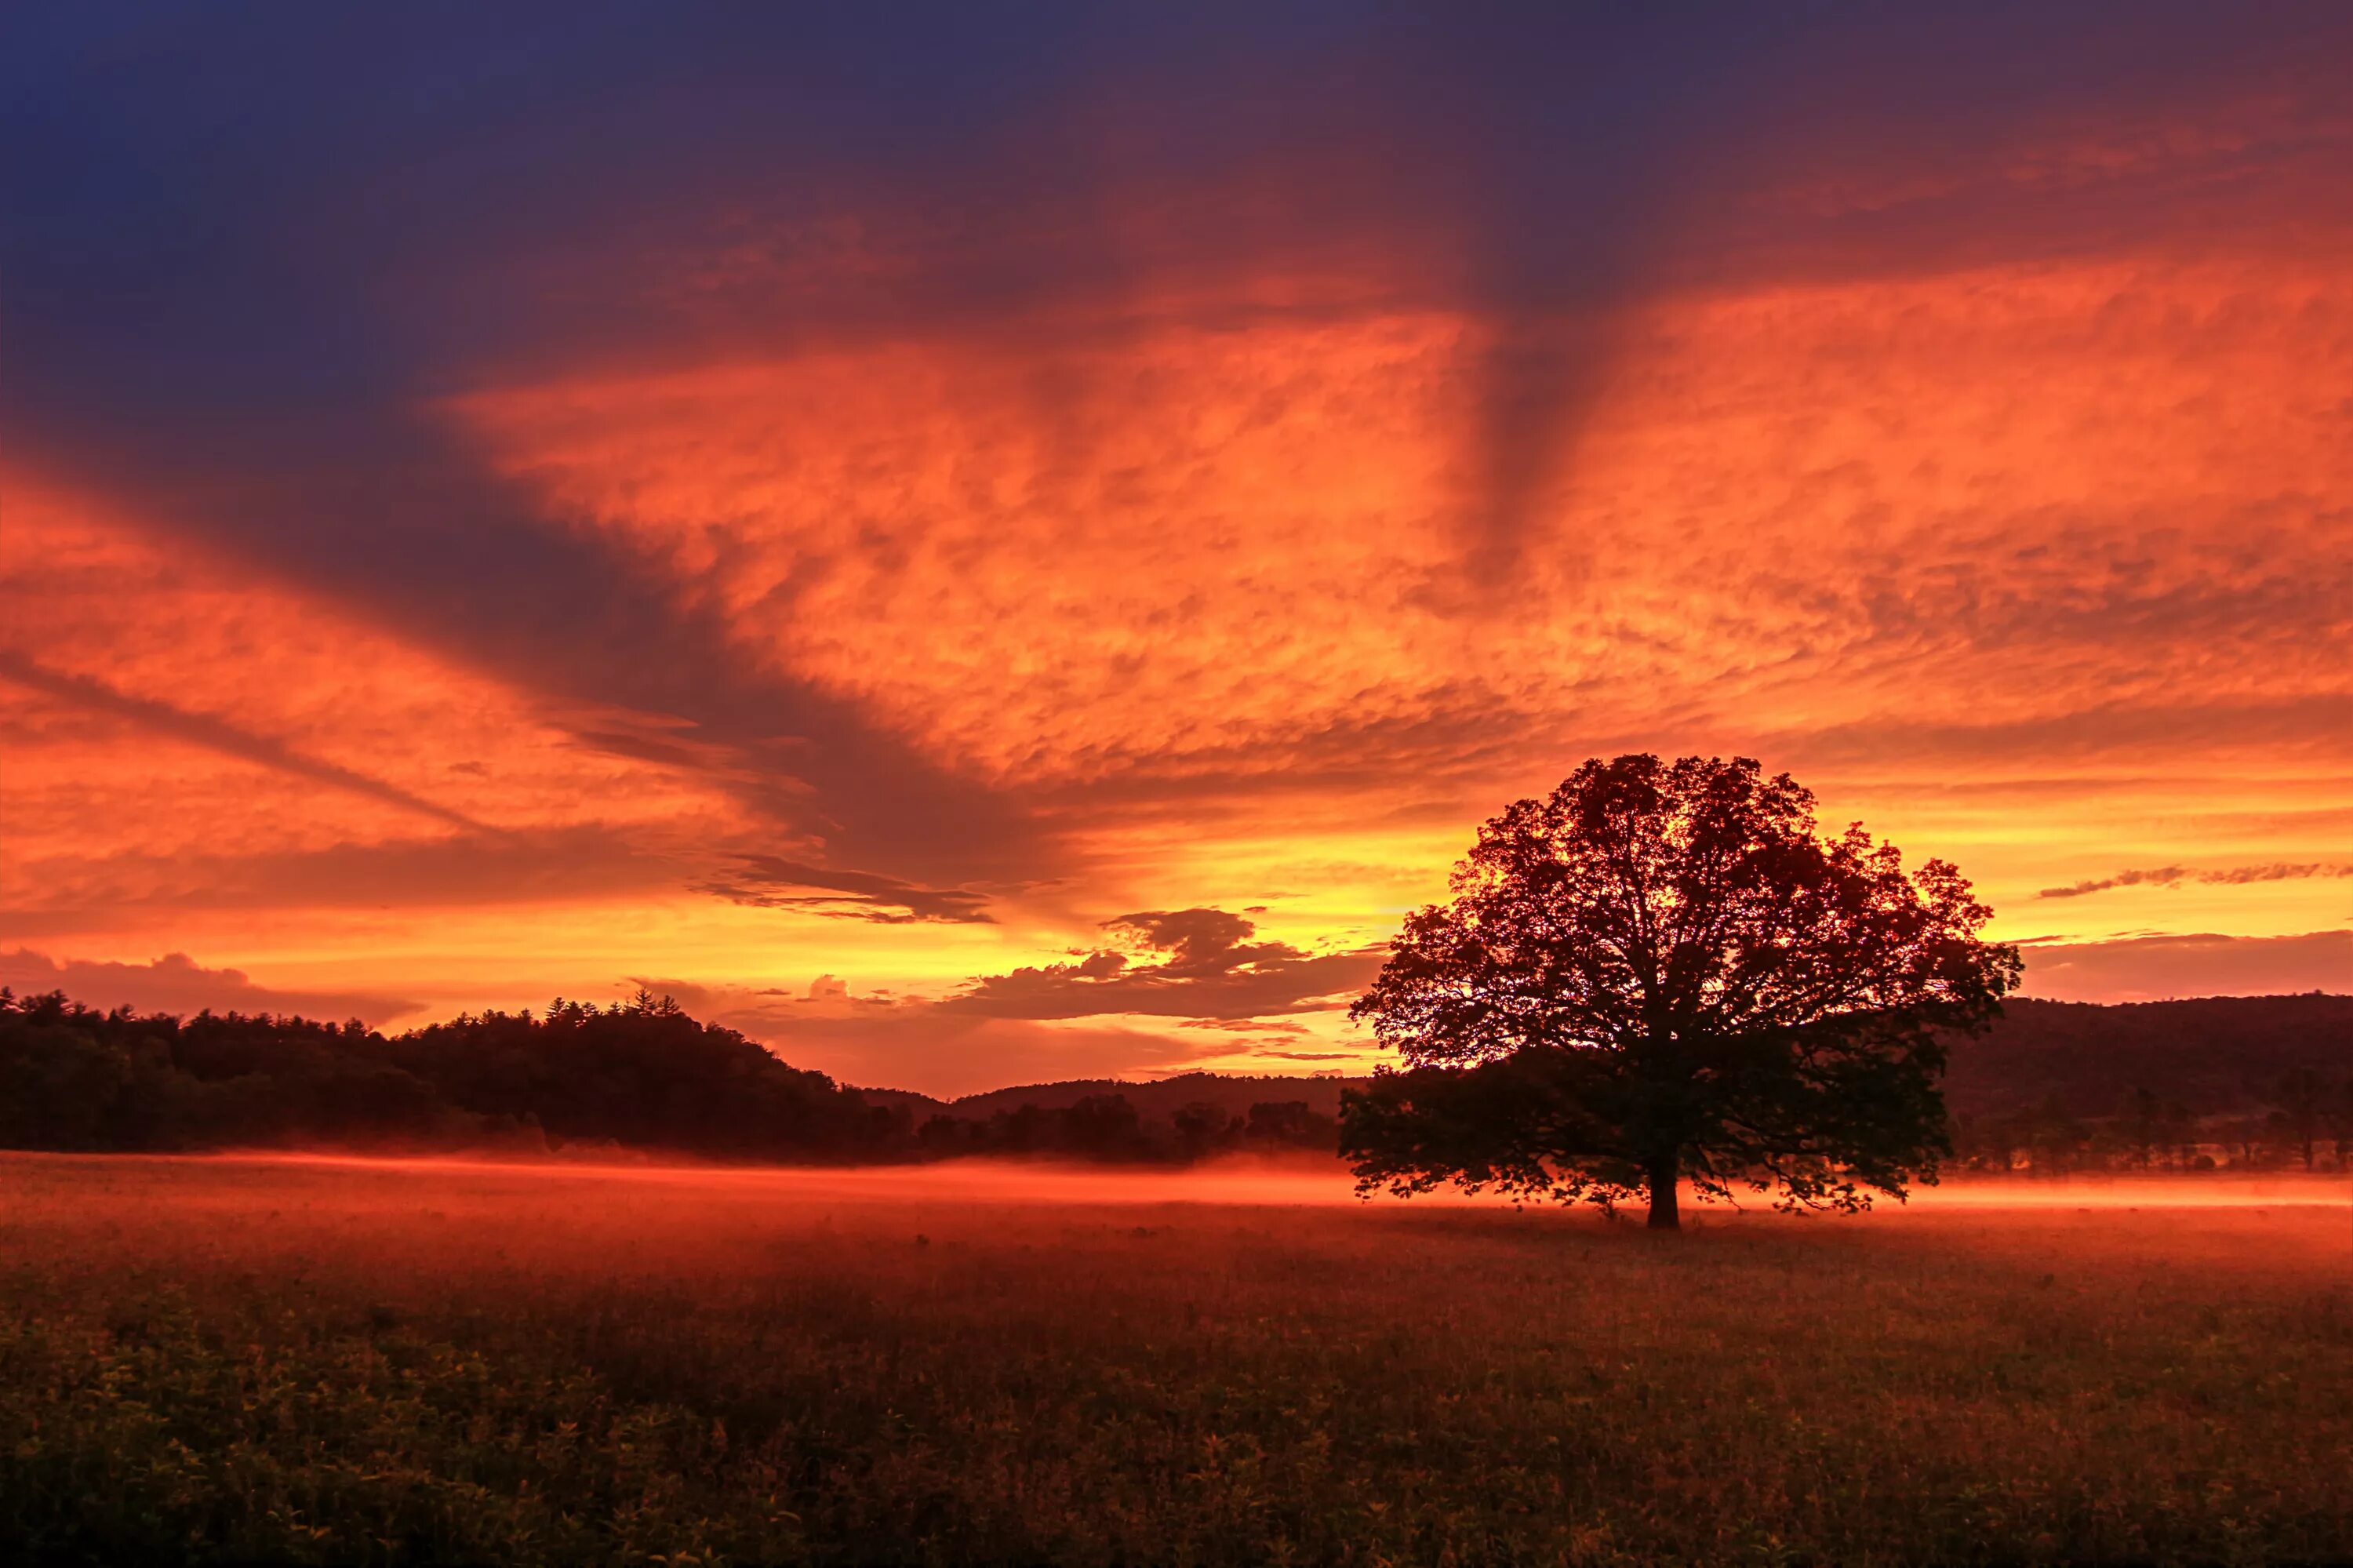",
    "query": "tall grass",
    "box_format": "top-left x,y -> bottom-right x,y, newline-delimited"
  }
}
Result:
2,1153 -> 2347,1565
